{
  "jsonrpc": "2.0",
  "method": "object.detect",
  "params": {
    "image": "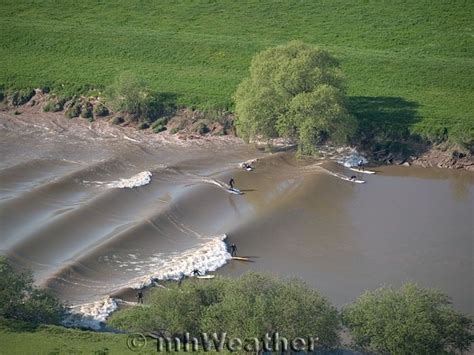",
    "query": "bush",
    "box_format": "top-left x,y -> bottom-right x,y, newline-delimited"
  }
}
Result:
343,283 -> 473,354
194,122 -> 210,135
234,41 -> 356,154
0,257 -> 65,325
93,102 -> 109,117
137,122 -> 149,130
111,116 -> 124,125
43,97 -> 66,112
106,72 -> 165,122
170,127 -> 180,134
109,273 -> 340,349
80,103 -> 93,119
9,89 -> 35,106
65,100 -> 81,118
